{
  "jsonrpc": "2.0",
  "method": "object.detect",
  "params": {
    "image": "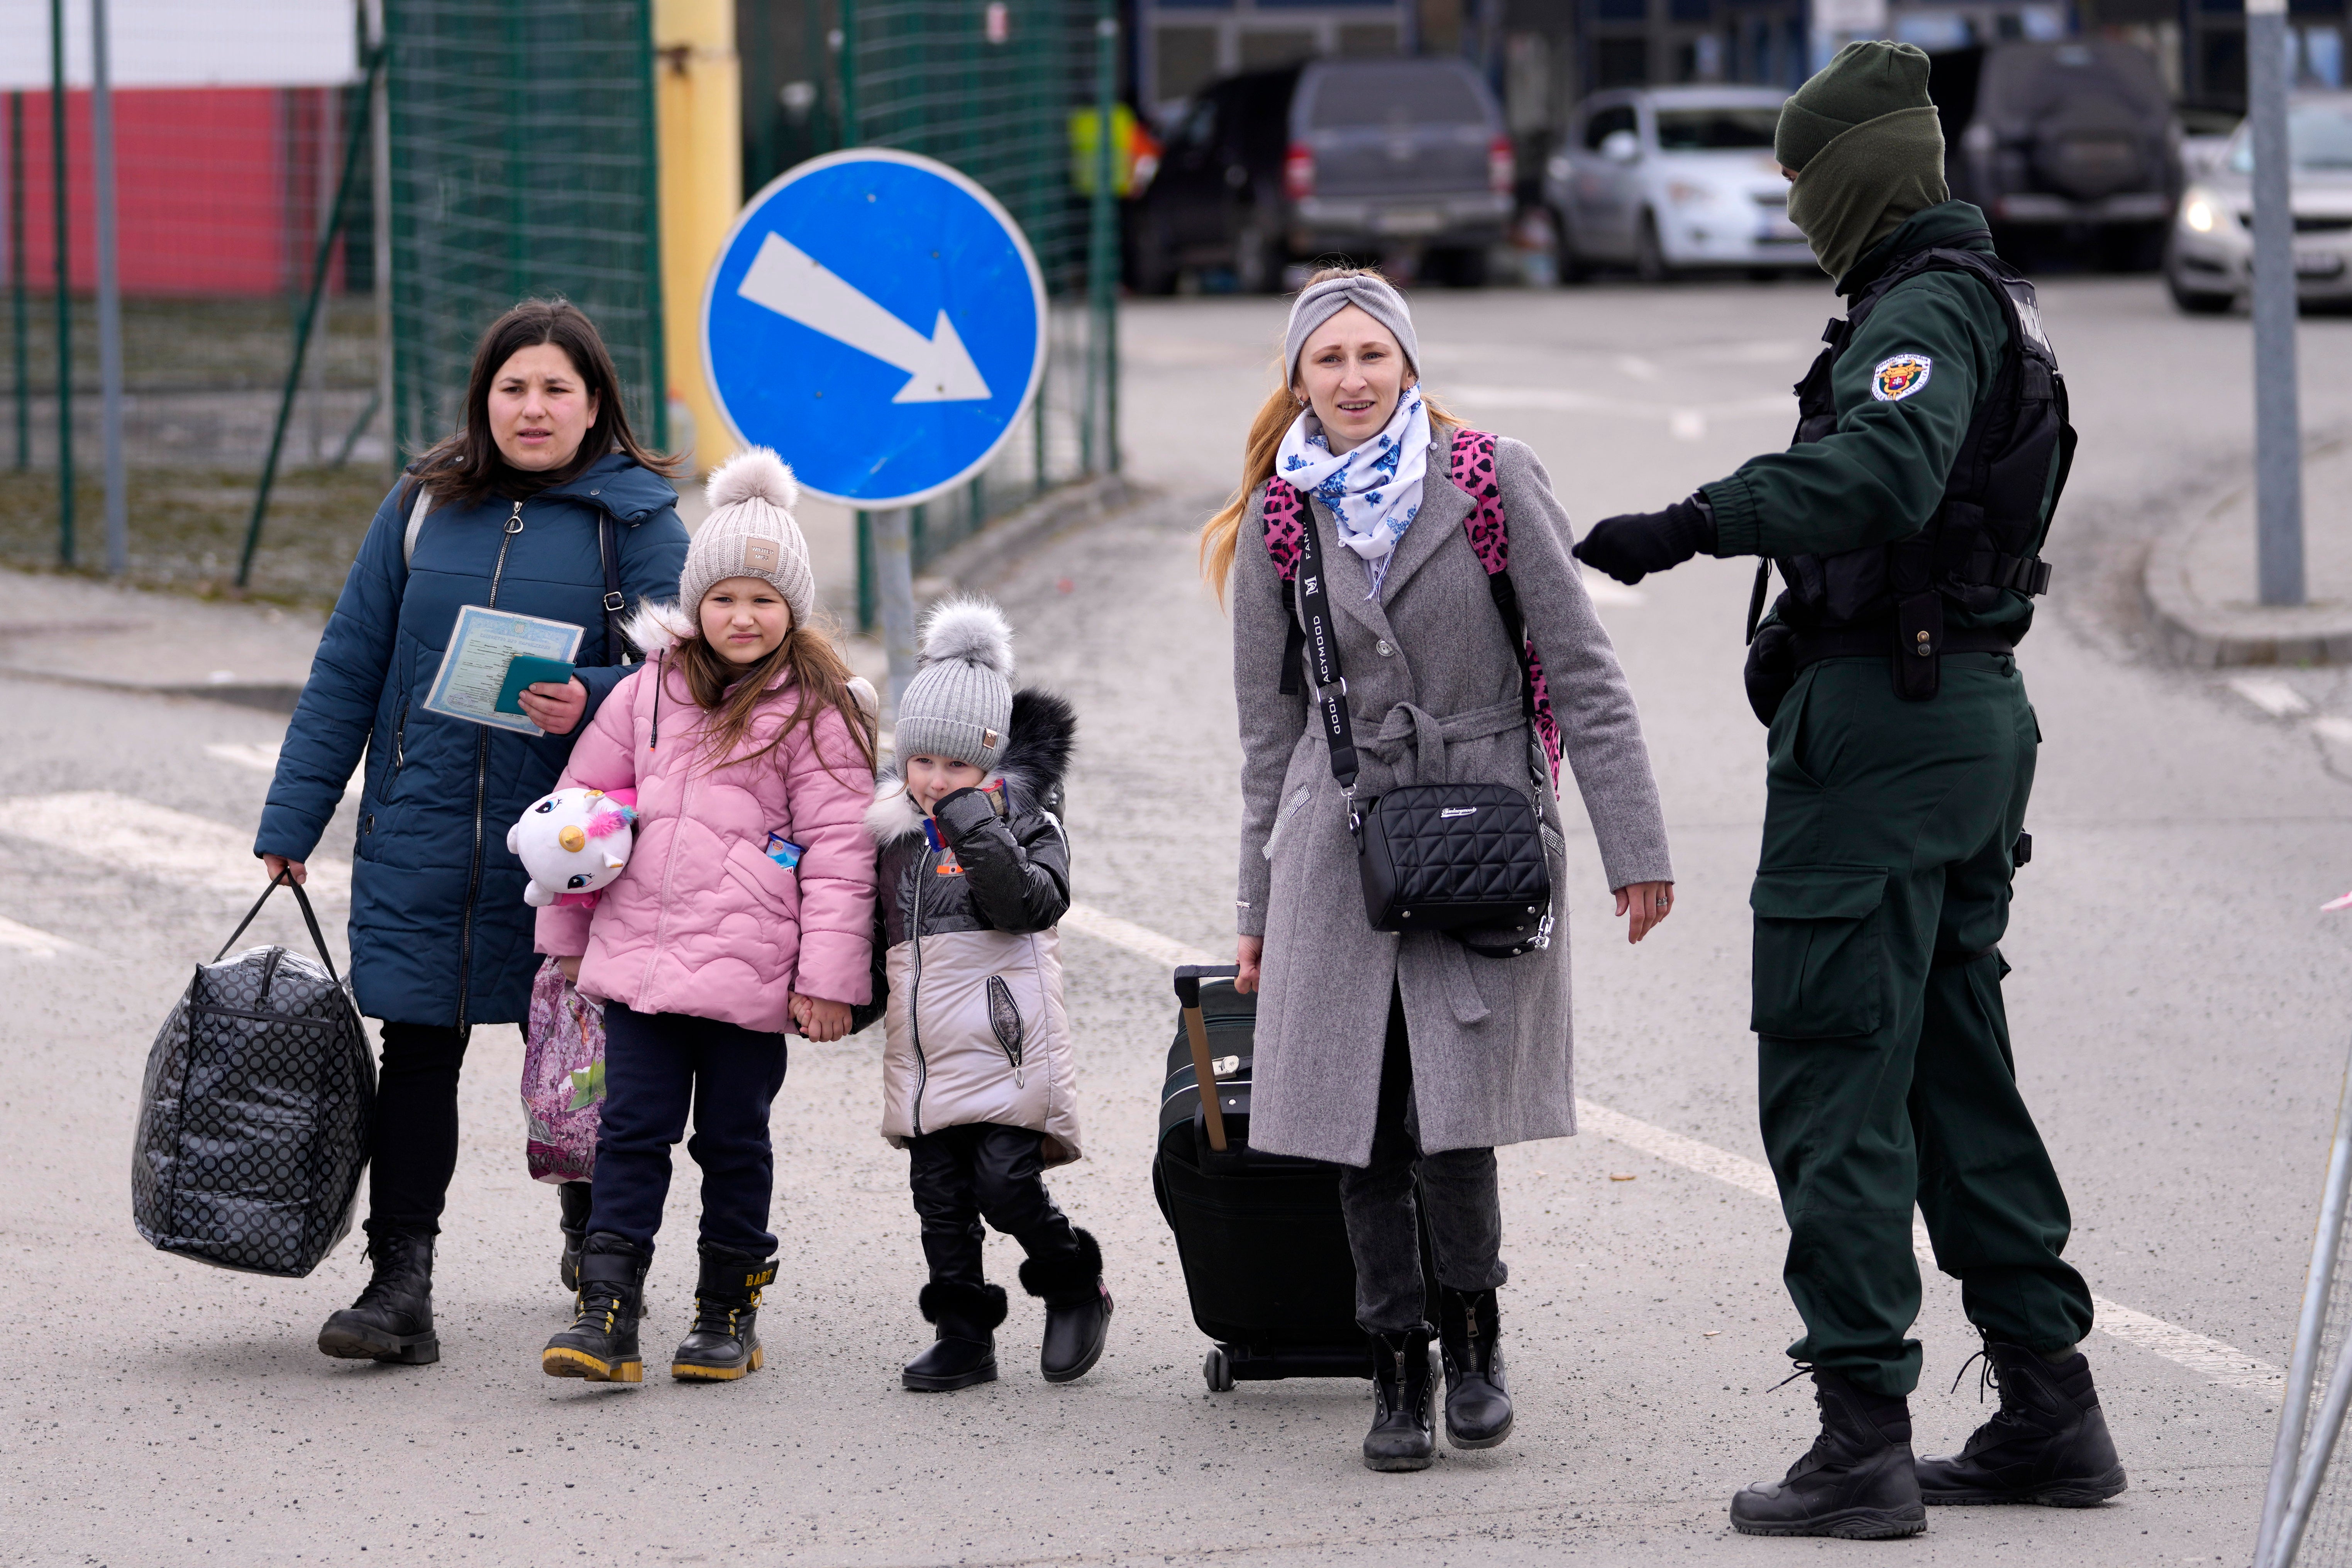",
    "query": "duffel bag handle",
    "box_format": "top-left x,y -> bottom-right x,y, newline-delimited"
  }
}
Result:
216,869 -> 343,985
